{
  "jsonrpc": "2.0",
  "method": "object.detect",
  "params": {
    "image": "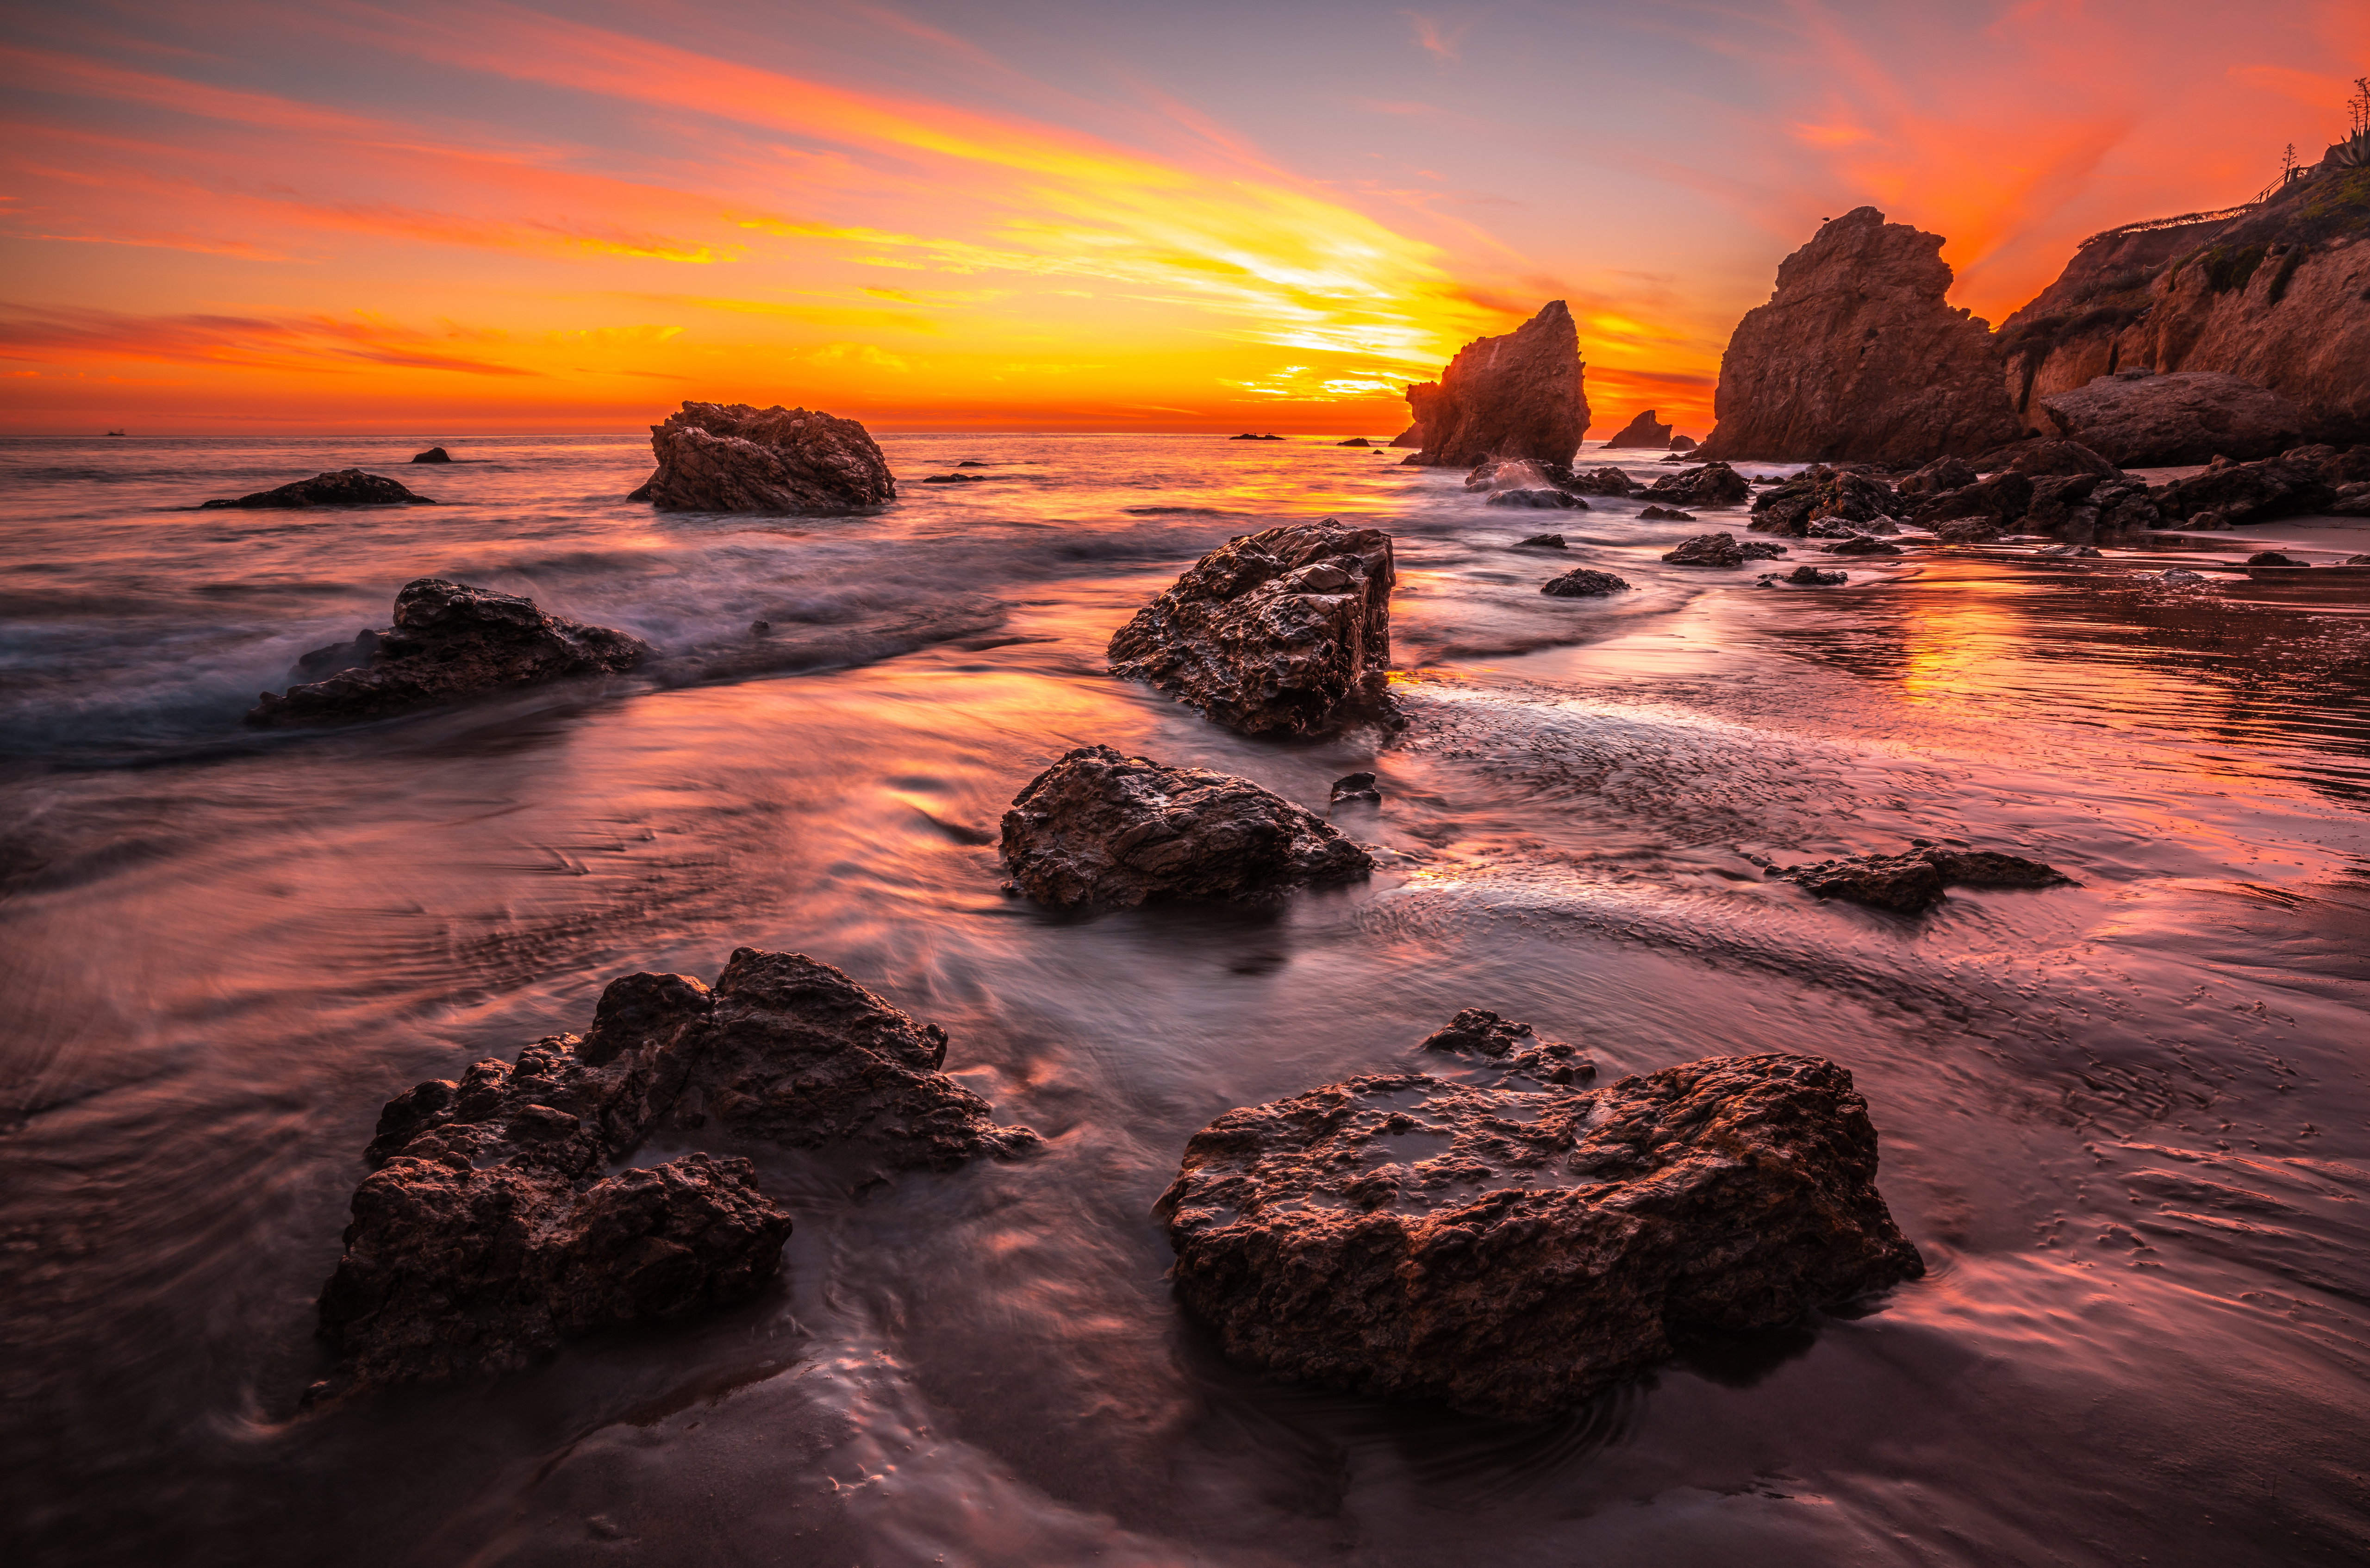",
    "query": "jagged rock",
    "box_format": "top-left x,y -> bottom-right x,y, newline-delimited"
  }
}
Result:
2037,370 -> 2312,466
409,447 -> 452,464
200,469 -> 434,509
1663,533 -> 1745,566
1826,535 -> 1902,556
1698,207 -> 2023,464
1738,539 -> 1787,558
1773,844 -> 2072,912
1640,461 -> 1751,507
1417,1008 -> 1596,1086
1639,505 -> 1696,521
1485,488 -> 1587,510
246,578 -> 648,728
1933,519 -> 2004,544
1155,1052 -> 1924,1419
1895,457 -> 1977,497
1565,466 -> 1640,496
1541,567 -> 1633,597
1514,532 -> 1567,548
2021,473 -> 2107,537
1912,471 -> 2033,530
1330,772 -> 1382,804
1398,302 -> 1590,467
1750,467 -> 1904,538
1671,434 -> 1699,451
1390,423 -> 1423,449
999,745 -> 1372,907
630,402 -> 894,513
1106,520 -> 1395,735
2157,568 -> 2208,584
2153,447 -> 2349,524
1603,410 -> 1674,449
1786,566 -> 1848,585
